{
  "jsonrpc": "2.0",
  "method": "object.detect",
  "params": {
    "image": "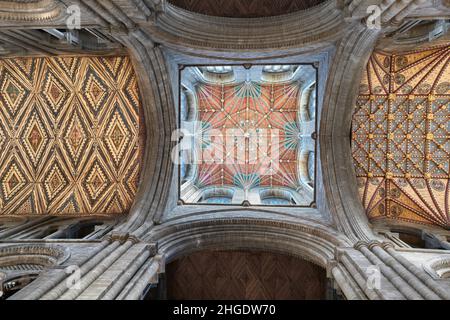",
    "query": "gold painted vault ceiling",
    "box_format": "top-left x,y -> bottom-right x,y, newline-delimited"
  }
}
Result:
352,45 -> 449,229
168,0 -> 327,18
0,55 -> 143,216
